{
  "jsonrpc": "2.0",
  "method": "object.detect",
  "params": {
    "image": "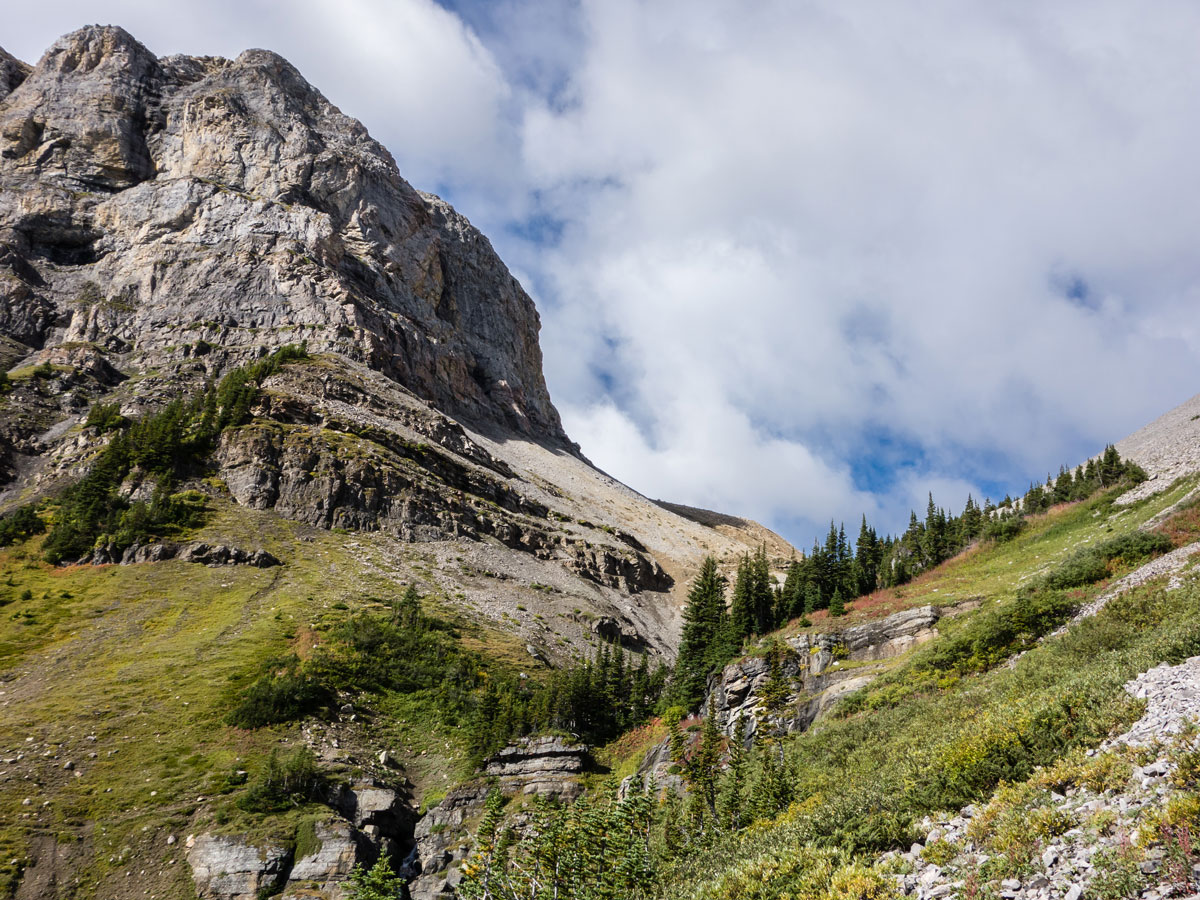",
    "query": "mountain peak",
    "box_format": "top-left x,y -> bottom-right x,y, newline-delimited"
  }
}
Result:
0,26 -> 567,443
